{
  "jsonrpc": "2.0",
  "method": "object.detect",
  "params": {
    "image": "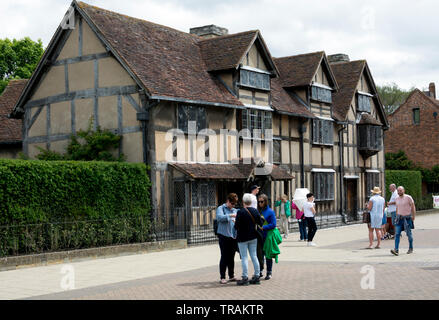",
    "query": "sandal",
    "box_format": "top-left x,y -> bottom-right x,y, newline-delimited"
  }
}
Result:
375,246 -> 381,249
